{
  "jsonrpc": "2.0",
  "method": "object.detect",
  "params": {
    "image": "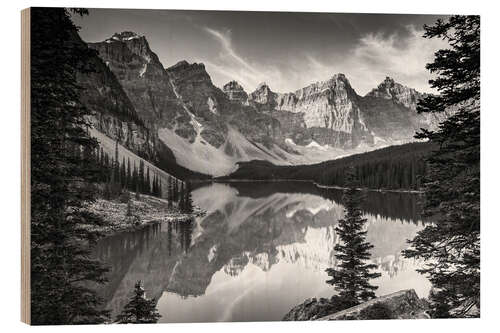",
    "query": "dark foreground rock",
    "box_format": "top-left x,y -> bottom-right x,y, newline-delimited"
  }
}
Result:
283,297 -> 343,321
283,289 -> 429,321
